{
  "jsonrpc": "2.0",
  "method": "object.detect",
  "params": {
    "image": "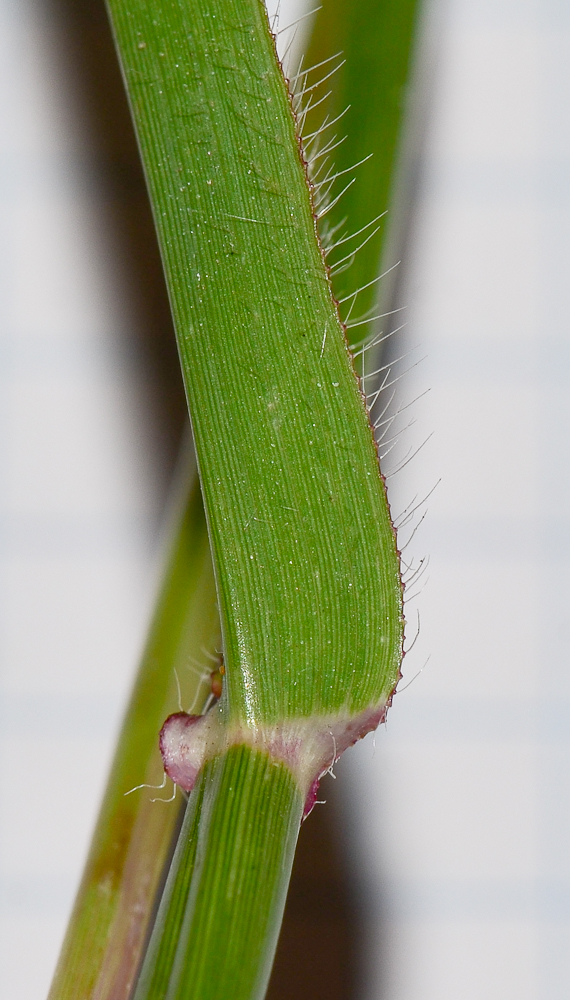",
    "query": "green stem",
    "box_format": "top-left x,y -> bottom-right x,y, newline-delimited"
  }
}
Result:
48,458 -> 220,1000
135,747 -> 302,1000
